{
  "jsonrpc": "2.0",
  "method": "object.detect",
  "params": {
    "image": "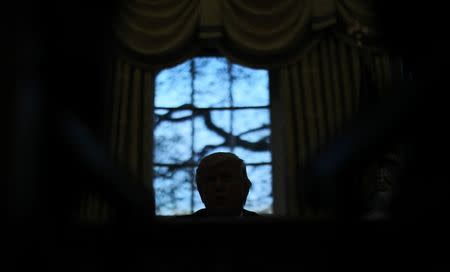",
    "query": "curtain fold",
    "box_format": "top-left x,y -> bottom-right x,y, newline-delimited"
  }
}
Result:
114,0 -> 388,68
312,0 -> 336,30
334,0 -> 385,50
110,0 -> 402,216
115,0 -> 200,56
337,0 -> 378,28
115,0 -> 327,68
78,56 -> 156,224
110,57 -> 154,186
271,34 -> 401,215
222,0 -> 311,54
